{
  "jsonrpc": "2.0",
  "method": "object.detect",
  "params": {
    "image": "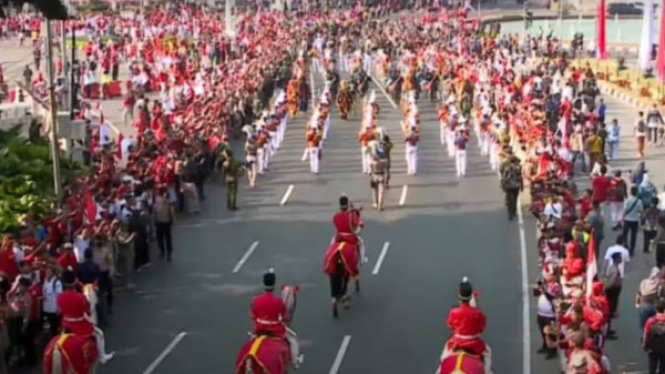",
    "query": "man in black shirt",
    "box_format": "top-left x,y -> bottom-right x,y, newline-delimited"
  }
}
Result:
77,248 -> 100,285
